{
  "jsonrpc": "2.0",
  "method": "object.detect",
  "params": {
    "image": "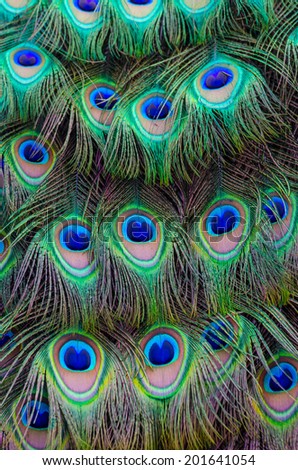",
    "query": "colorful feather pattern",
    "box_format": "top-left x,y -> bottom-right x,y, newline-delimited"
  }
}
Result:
1,0 -> 297,451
